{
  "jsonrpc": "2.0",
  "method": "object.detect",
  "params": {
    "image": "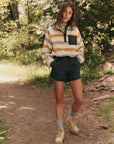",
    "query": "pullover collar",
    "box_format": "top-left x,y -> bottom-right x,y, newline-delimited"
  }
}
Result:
58,23 -> 69,42
58,23 -> 67,33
